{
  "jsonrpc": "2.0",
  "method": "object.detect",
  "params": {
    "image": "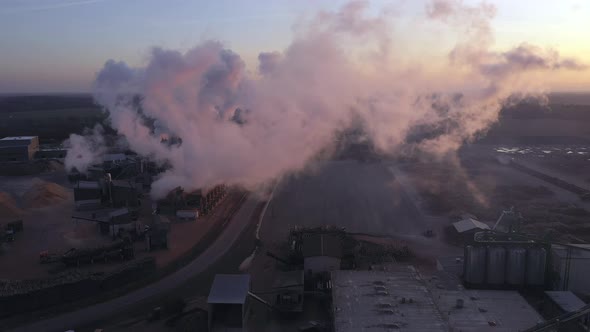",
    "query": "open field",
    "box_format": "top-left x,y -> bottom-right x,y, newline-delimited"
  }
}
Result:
396,144 -> 590,243
265,160 -> 430,239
